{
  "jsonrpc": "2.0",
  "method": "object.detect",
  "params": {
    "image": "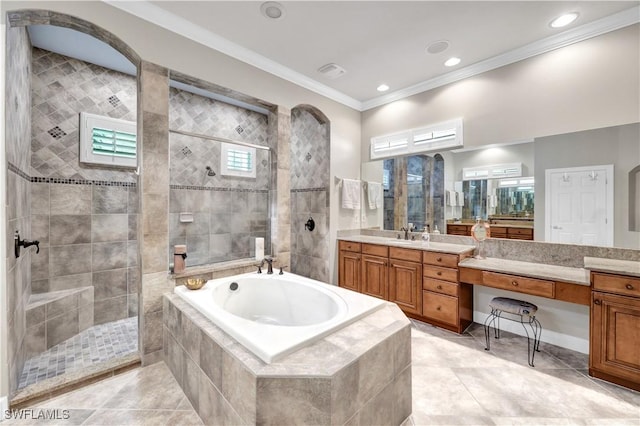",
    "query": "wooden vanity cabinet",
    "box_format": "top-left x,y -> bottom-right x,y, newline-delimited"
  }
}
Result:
590,272 -> 640,392
361,244 -> 389,300
388,247 -> 423,315
338,241 -> 361,292
422,251 -> 473,333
